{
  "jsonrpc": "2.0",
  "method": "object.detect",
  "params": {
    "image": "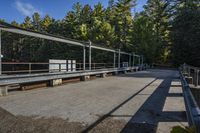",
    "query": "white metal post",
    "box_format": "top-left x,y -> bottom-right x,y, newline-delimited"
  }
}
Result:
197,70 -> 199,87
29,63 -> 32,74
188,67 -> 190,77
142,55 -> 144,66
129,54 -> 131,67
114,52 -> 116,68
118,49 -> 121,68
138,56 -> 141,66
89,41 -> 92,70
0,29 -> 1,75
83,46 -> 86,71
132,53 -> 135,67
194,69 -> 199,87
